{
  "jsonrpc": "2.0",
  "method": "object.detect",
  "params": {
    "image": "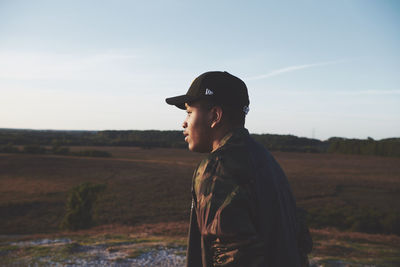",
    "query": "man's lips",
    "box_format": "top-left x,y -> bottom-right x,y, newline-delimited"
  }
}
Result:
183,132 -> 189,142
